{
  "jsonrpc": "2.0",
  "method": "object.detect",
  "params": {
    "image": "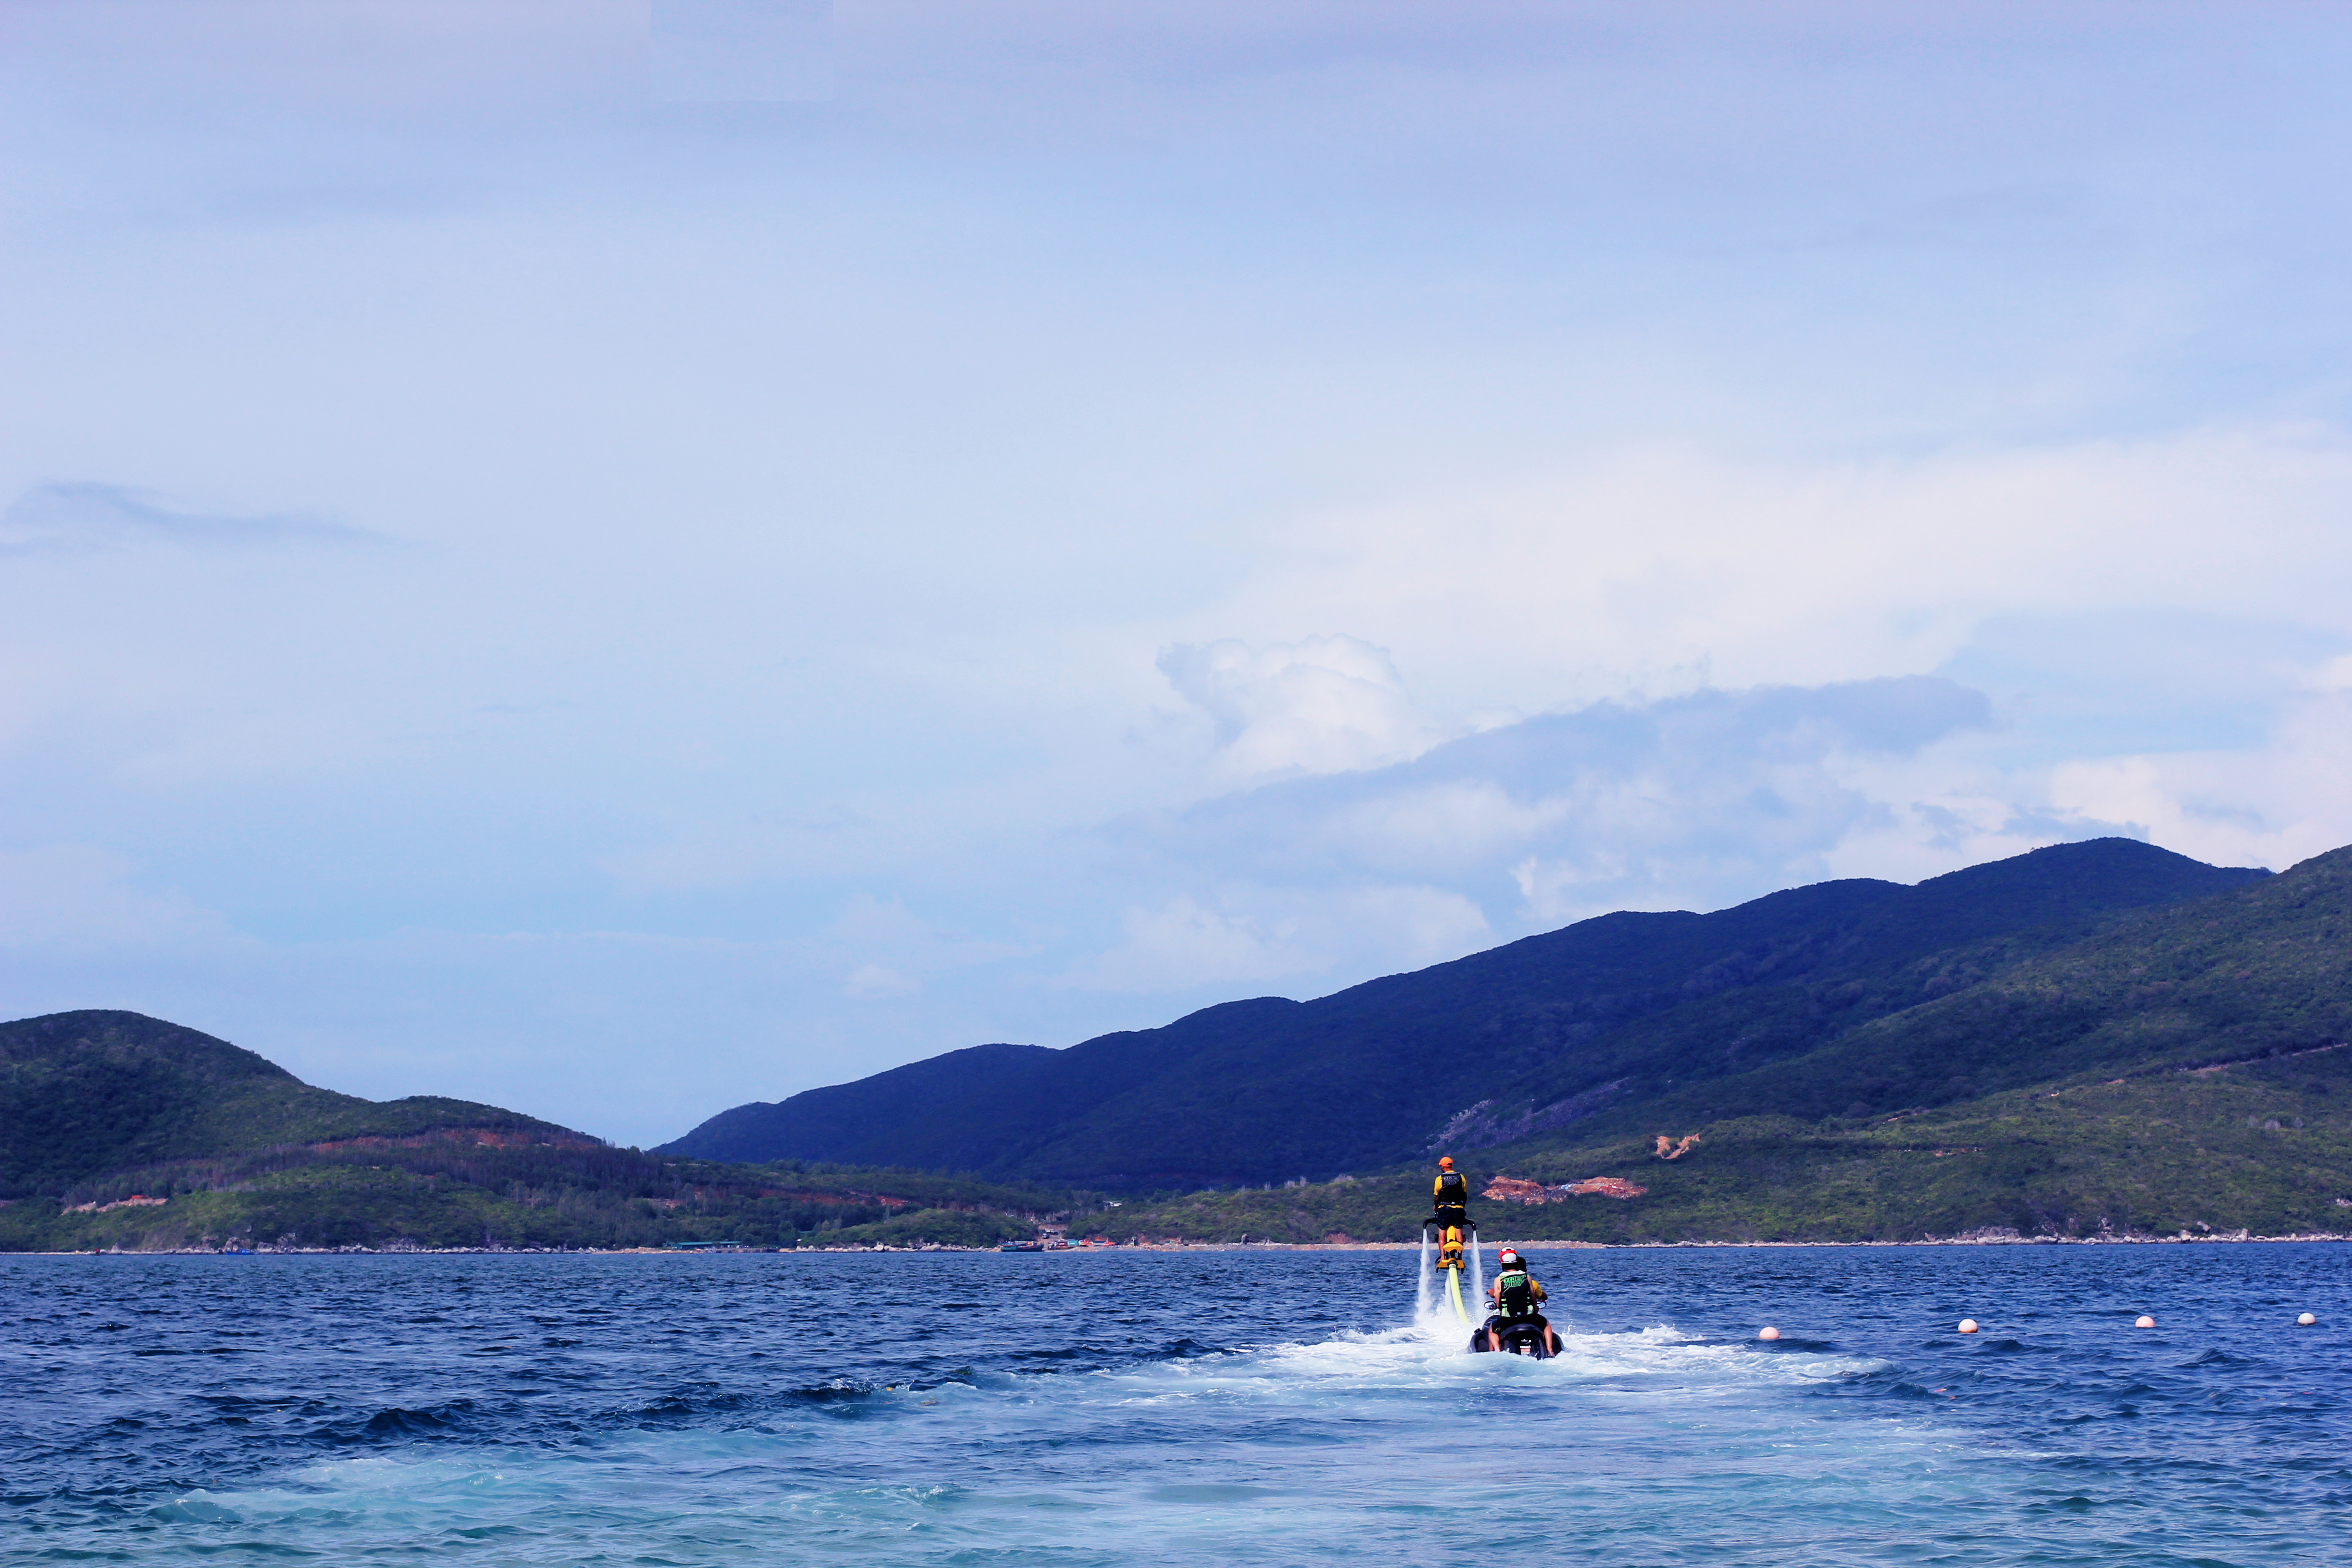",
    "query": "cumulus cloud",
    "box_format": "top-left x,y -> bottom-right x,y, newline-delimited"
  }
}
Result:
1938,608 -> 2345,760
0,483 -> 377,555
1200,426 -> 2352,720
1156,634 -> 1448,782
1125,675 -> 1995,927
11,1 -> 2352,1142
2047,684 -> 2352,873
1048,675 -> 2038,999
